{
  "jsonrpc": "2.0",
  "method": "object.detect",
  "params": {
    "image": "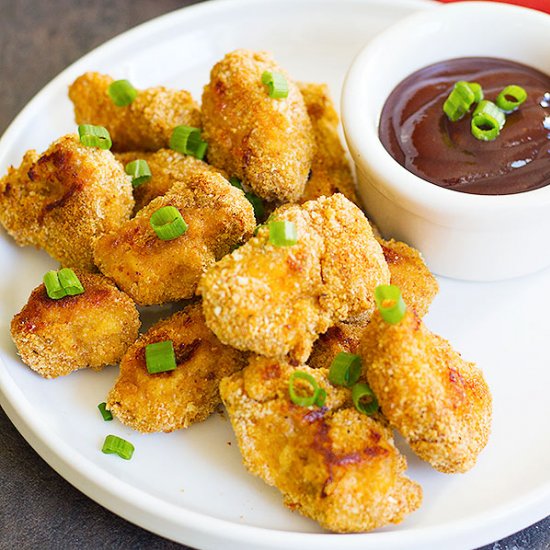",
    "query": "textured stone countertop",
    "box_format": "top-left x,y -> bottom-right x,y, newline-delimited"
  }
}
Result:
0,1 -> 547,548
